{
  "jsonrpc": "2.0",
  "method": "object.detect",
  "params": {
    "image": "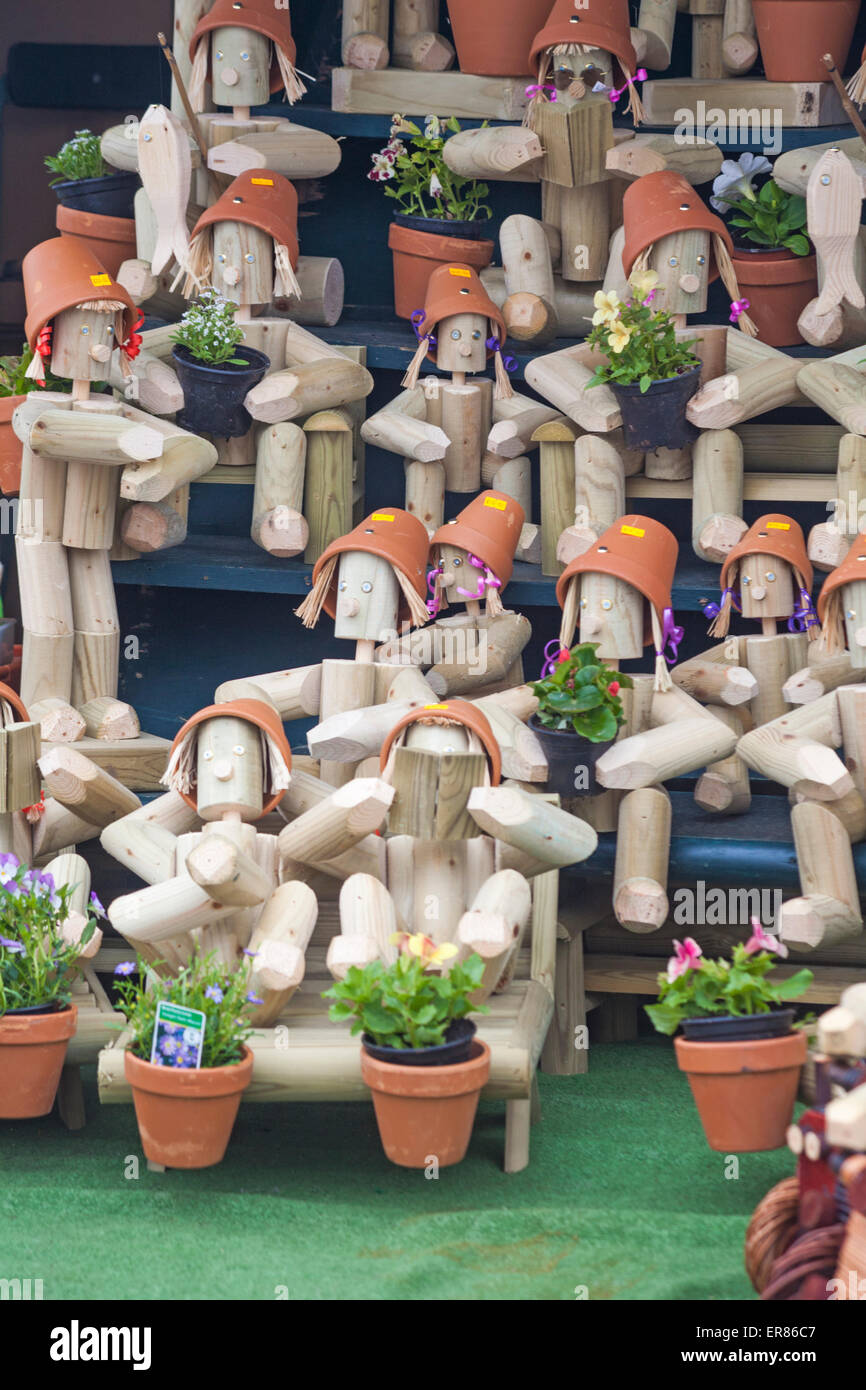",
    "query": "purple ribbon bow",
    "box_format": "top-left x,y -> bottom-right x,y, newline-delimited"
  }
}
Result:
525,83 -> 556,102
788,589 -> 819,634
486,335 -> 517,372
456,553 -> 501,601
410,309 -> 436,348
425,564 -> 443,618
657,607 -> 684,665
702,588 -> 741,621
609,68 -> 647,102
729,297 -> 751,325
